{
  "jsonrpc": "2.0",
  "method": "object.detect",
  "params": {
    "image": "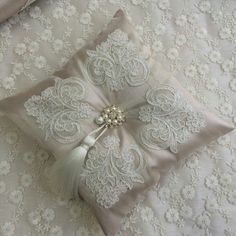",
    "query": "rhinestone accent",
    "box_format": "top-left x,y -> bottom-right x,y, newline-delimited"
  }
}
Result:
95,105 -> 125,128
